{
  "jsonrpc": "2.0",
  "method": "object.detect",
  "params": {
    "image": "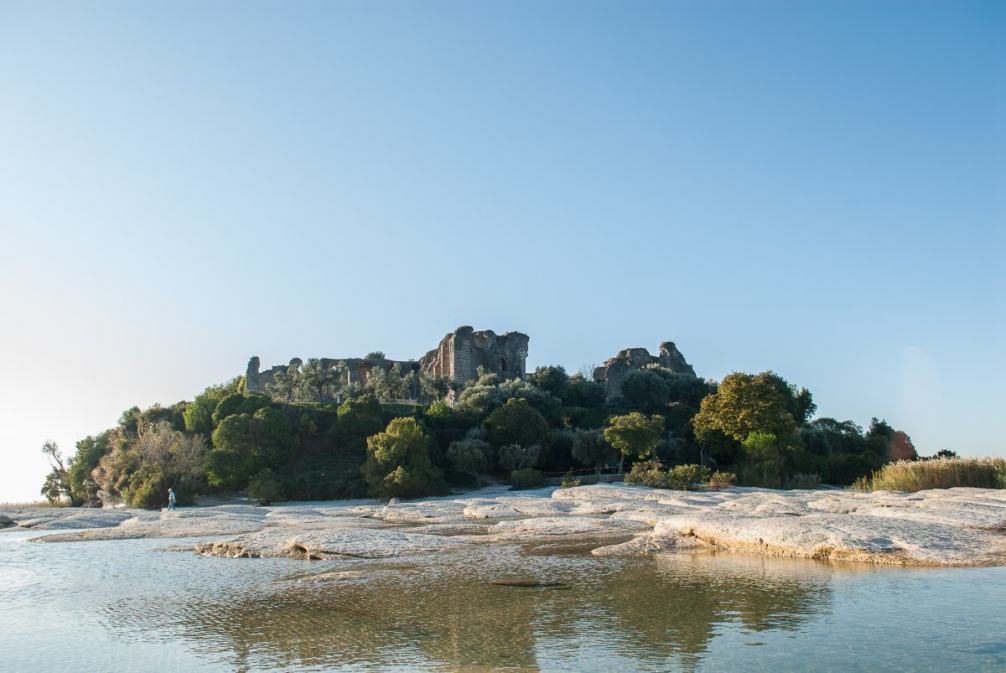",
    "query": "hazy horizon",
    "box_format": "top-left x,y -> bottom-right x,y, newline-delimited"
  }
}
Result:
2,1 -> 1003,502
